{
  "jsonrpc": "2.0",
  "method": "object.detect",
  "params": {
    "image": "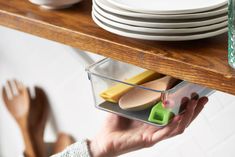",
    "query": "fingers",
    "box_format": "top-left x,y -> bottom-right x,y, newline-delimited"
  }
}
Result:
167,96 -> 208,138
167,99 -> 198,138
179,98 -> 198,128
179,97 -> 189,113
151,116 -> 181,144
187,97 -> 208,126
191,92 -> 199,100
150,98 -> 198,145
139,96 -> 208,148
